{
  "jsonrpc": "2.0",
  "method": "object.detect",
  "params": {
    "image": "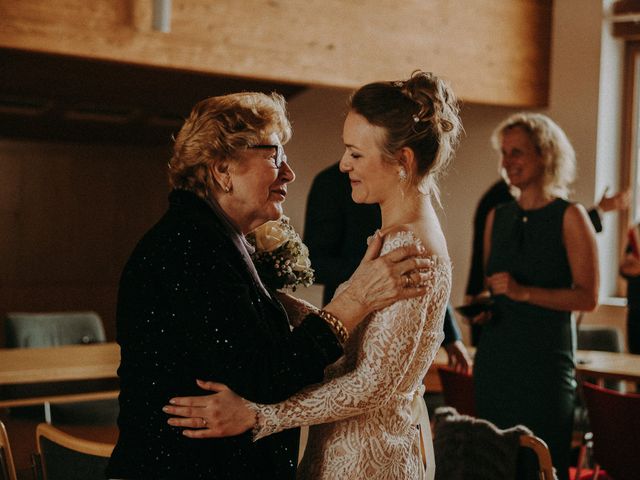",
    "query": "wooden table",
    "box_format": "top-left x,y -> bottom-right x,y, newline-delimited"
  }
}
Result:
424,347 -> 640,392
0,343 -> 120,409
575,349 -> 640,384
2,343 -> 639,403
